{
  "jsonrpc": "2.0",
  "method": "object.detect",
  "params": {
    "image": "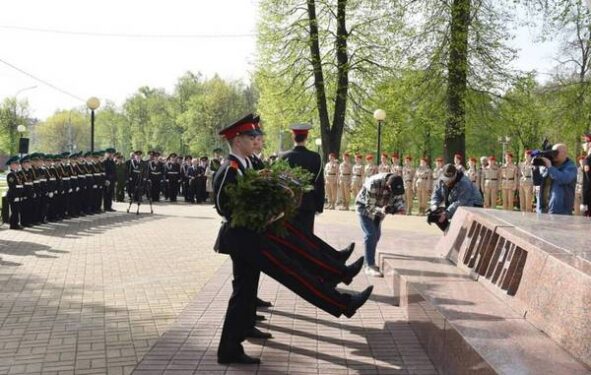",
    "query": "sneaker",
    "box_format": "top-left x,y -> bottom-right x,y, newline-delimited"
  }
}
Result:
364,266 -> 383,278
